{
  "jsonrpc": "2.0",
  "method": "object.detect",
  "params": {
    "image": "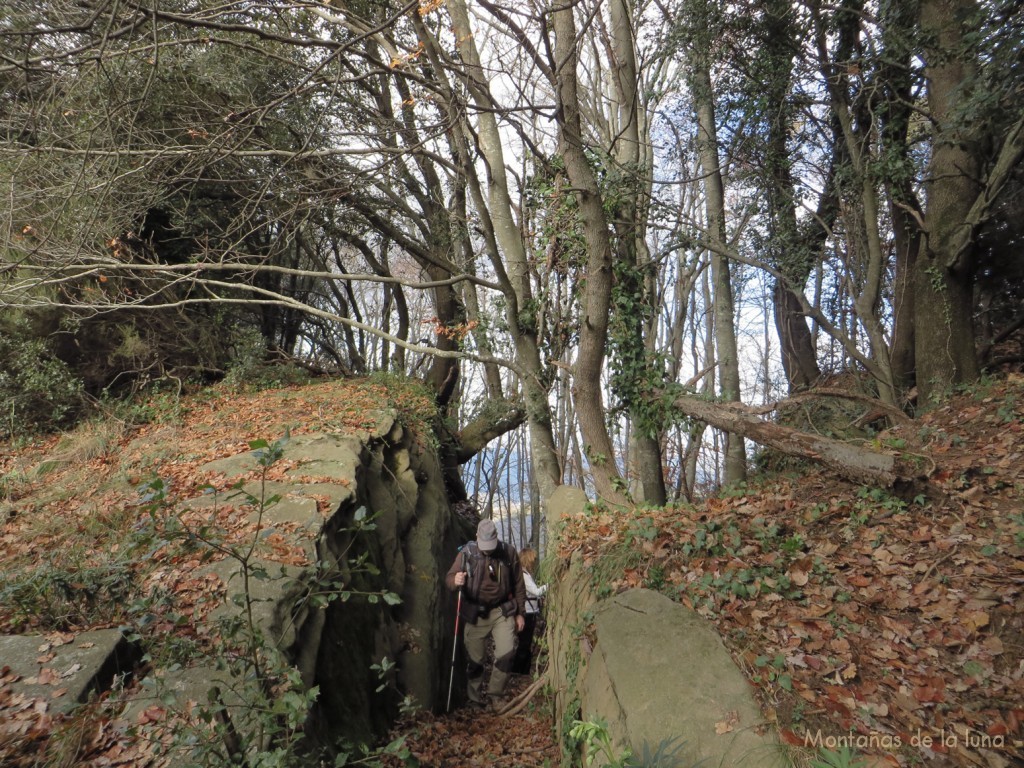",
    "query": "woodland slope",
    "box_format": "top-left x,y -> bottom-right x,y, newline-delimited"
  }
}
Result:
546,375 -> 1024,767
2,375 -> 1024,768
